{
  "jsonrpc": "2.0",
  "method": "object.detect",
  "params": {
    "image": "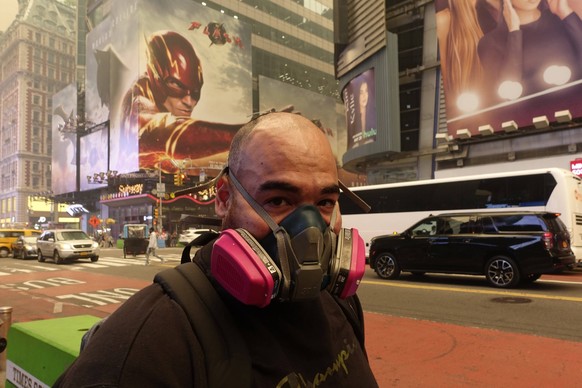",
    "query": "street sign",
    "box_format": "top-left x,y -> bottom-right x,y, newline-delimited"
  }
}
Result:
156,183 -> 166,194
89,216 -> 100,227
